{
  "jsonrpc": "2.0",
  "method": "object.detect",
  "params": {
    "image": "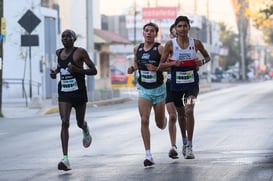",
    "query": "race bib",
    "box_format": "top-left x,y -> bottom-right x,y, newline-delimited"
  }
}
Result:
61,78 -> 79,92
176,70 -> 194,84
140,70 -> 157,83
